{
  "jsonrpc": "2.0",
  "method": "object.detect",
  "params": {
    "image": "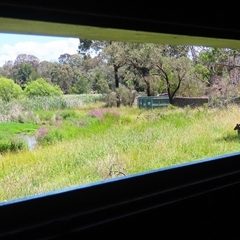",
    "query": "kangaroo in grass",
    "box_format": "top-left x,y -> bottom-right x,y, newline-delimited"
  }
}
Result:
234,123 -> 240,135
